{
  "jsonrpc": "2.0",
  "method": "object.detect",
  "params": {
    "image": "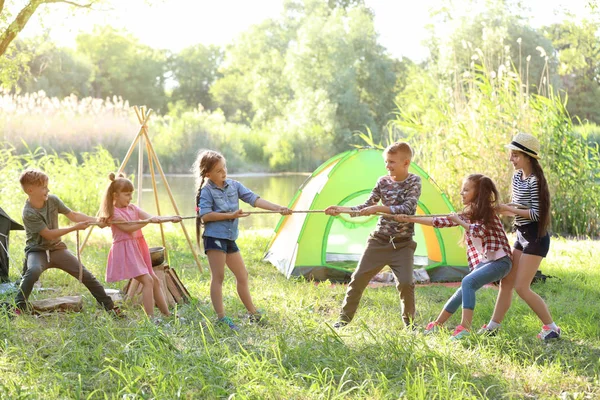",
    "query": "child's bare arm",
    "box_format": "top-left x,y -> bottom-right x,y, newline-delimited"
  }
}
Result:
394,214 -> 435,226
254,198 -> 292,215
66,211 -> 98,223
324,206 -> 354,216
38,221 -> 90,241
